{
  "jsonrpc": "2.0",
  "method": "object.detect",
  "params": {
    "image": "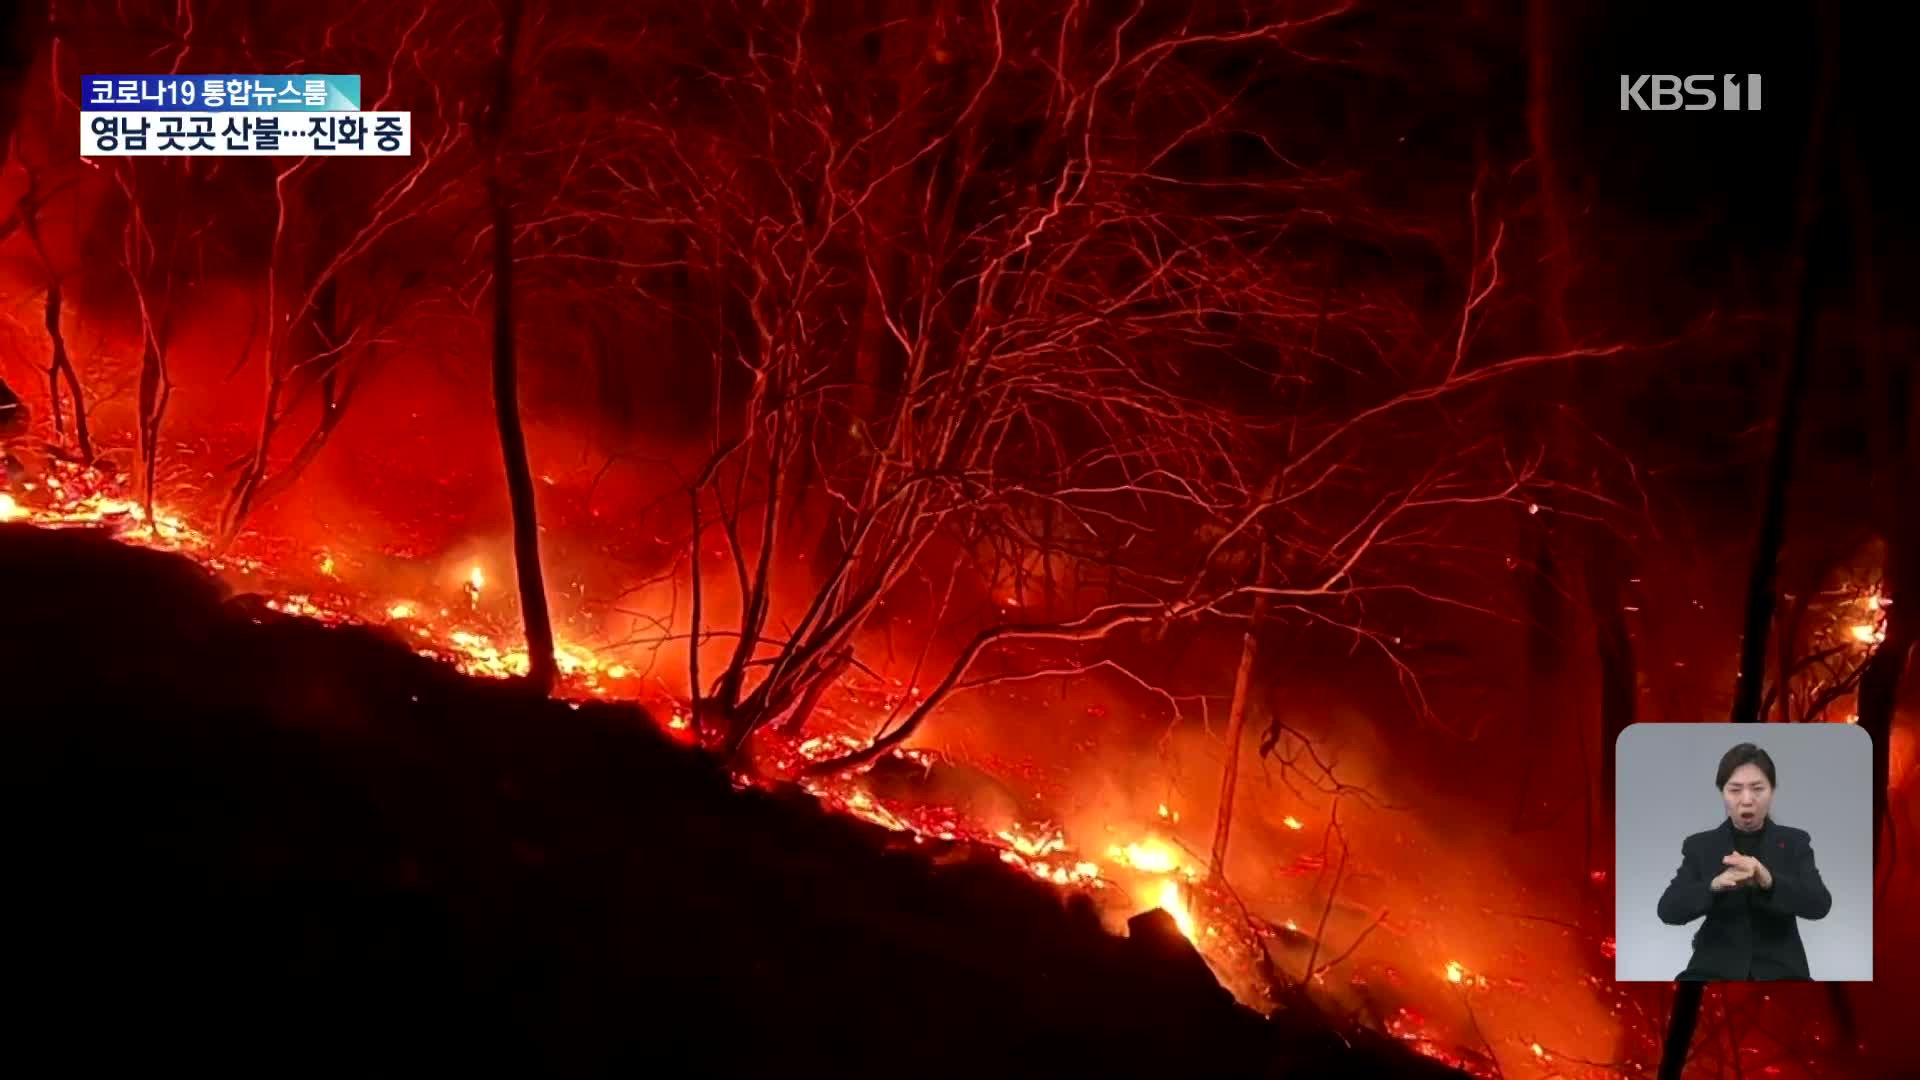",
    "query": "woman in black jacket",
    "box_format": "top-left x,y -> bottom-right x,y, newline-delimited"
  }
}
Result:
1657,743 -> 1833,980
